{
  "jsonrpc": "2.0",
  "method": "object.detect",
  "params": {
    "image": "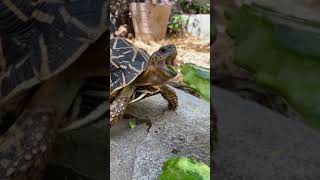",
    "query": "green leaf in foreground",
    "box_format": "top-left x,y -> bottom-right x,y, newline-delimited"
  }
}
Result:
159,157 -> 210,180
180,63 -> 210,102
129,119 -> 136,129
